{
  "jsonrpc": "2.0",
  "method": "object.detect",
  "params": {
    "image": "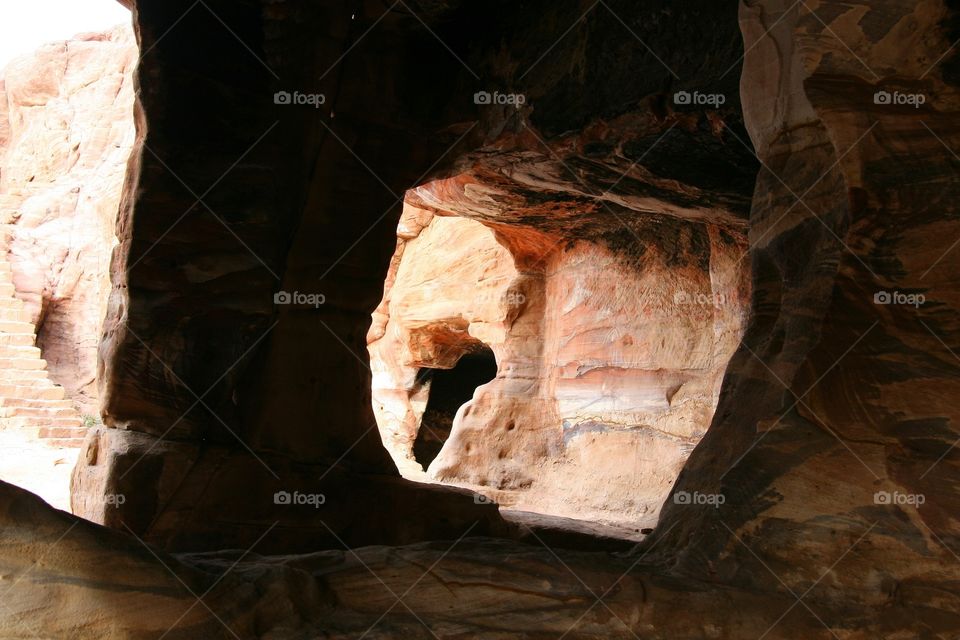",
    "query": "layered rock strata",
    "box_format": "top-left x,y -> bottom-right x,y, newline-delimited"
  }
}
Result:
370,202 -> 750,529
